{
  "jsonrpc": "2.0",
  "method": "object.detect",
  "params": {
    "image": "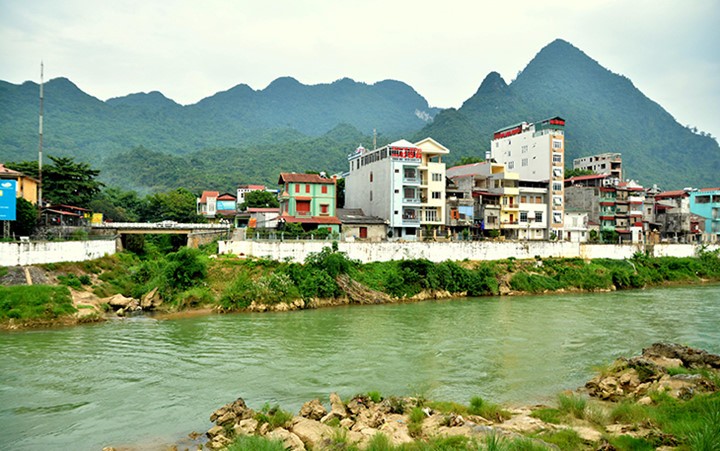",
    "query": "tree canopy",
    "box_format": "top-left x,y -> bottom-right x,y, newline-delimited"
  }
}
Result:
7,156 -> 103,208
240,190 -> 279,210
